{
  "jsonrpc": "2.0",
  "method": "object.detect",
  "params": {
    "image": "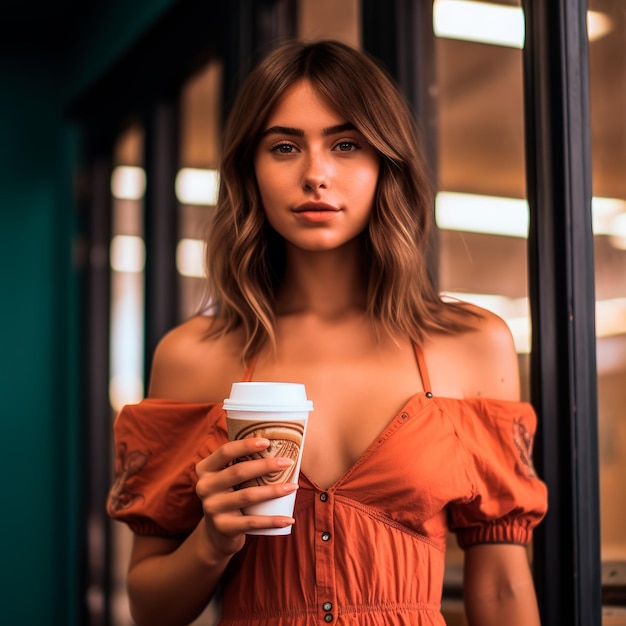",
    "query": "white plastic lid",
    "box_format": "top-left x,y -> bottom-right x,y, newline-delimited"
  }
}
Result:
223,382 -> 313,412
